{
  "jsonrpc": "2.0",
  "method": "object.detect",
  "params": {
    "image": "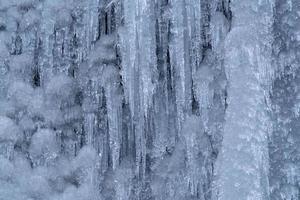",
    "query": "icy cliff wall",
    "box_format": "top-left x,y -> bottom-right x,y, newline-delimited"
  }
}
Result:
0,0 -> 298,200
